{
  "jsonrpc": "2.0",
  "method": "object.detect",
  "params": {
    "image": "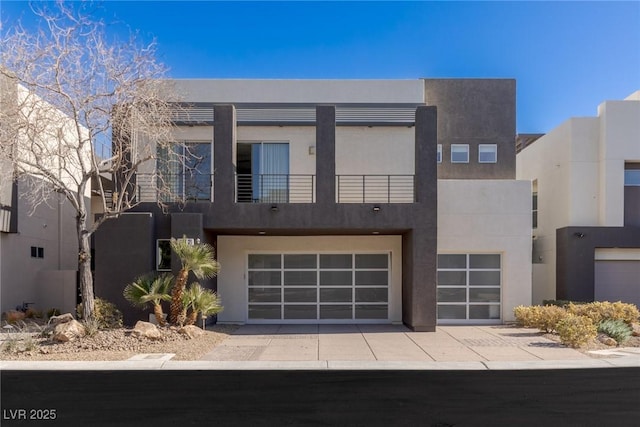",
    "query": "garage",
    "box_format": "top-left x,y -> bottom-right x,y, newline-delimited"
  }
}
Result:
247,253 -> 390,322
436,253 -> 502,324
594,249 -> 640,307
